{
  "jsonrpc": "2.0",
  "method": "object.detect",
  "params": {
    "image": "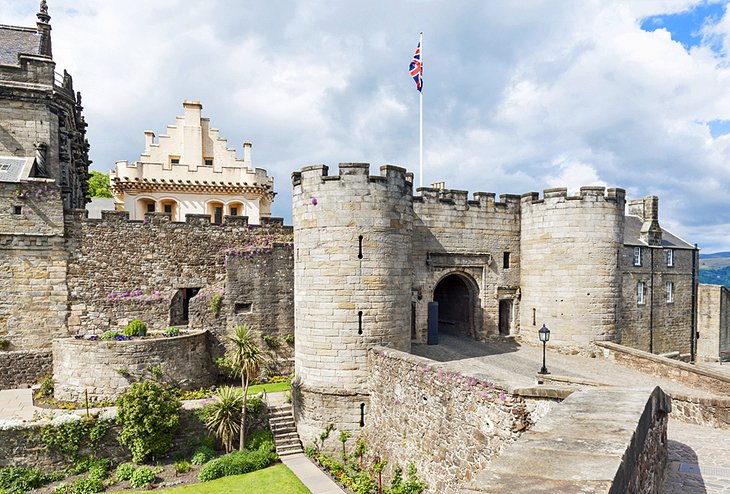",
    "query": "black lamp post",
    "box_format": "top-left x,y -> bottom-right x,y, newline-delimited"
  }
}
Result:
538,324 -> 550,375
